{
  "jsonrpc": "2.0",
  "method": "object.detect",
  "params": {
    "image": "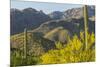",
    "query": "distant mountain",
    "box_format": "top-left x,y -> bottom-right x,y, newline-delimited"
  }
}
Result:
49,11 -> 64,20
10,6 -> 95,35
48,6 -> 95,20
11,8 -> 51,35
